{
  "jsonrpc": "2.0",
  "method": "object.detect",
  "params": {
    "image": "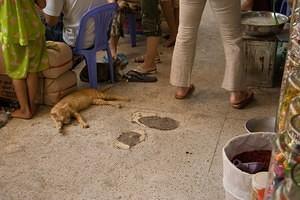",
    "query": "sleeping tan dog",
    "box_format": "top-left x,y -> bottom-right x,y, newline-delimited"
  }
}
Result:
50,88 -> 129,134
